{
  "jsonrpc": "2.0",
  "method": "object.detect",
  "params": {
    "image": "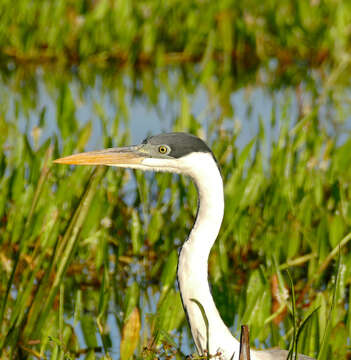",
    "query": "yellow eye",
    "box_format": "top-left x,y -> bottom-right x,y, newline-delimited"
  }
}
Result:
158,145 -> 168,154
